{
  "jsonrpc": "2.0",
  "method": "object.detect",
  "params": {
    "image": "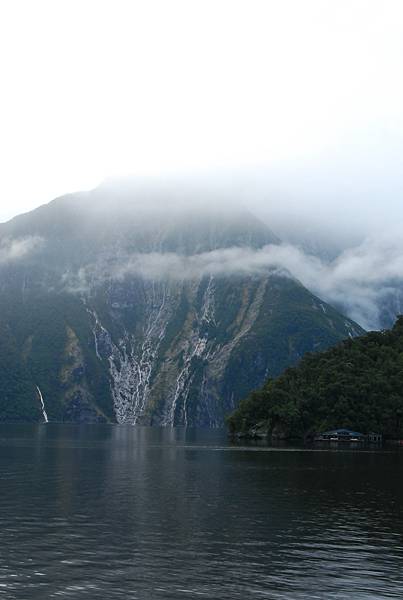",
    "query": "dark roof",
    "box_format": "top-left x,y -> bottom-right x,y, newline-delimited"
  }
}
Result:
321,428 -> 364,437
